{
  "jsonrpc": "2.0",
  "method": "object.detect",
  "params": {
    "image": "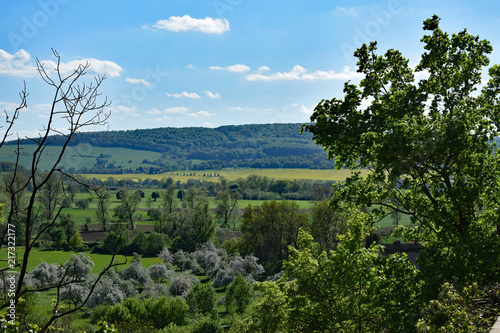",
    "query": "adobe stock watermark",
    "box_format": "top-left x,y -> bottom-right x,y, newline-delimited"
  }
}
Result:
213,0 -> 243,18
340,0 -> 403,65
7,0 -> 70,50
5,223 -> 17,325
